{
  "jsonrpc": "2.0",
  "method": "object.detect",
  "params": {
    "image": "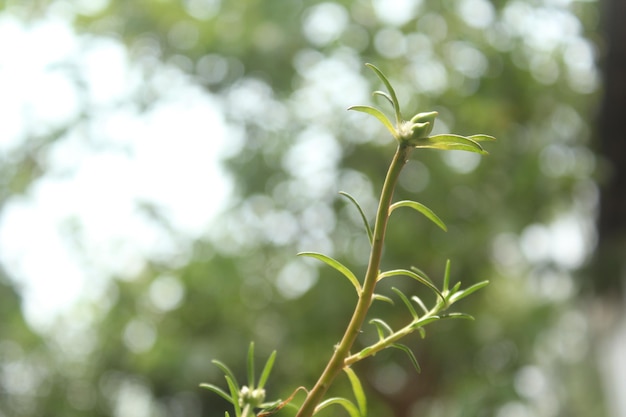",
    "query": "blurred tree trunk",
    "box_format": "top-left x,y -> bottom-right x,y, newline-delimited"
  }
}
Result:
594,0 -> 626,295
